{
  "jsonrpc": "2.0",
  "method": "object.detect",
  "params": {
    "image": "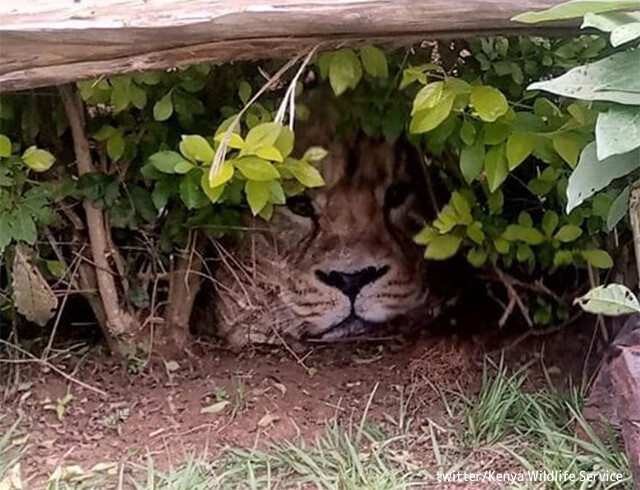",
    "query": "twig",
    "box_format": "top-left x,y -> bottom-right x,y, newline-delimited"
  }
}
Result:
0,339 -> 108,397
494,266 -> 533,327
